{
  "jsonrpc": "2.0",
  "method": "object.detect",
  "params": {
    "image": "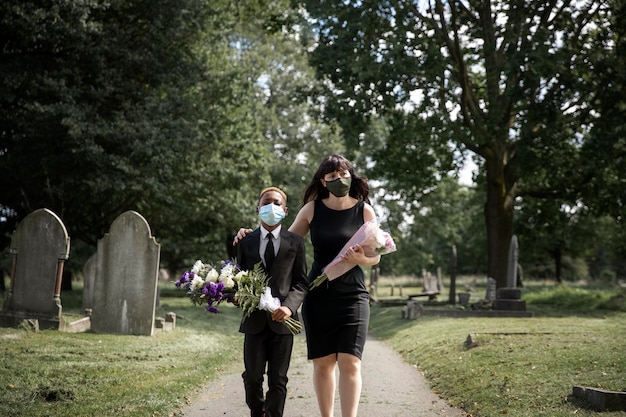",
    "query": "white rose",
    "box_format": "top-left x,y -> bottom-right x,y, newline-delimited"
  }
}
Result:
219,263 -> 235,281
191,260 -> 204,275
206,268 -> 219,283
190,275 -> 205,291
222,276 -> 236,289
